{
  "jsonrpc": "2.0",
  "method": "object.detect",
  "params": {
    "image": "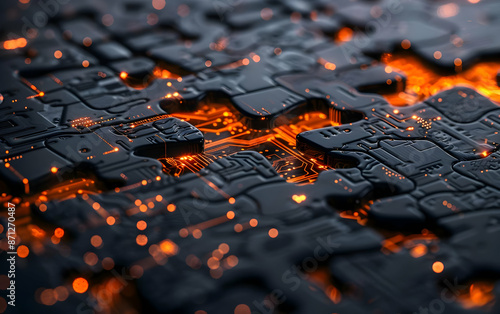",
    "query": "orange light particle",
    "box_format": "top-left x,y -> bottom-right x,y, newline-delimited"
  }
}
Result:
54,228 -> 64,238
410,244 -> 427,258
207,257 -> 220,270
119,72 -> 128,79
90,235 -> 103,248
219,243 -> 230,254
40,289 -> 56,305
482,151 -> 489,157
106,216 -> 116,225
102,14 -> 114,26
72,278 -> 88,294
156,195 -> 163,202
226,255 -> 239,268
234,304 -> 251,314
17,245 -> 29,258
50,167 -> 58,173
92,202 -> 100,210
249,218 -> 258,227
234,224 -> 243,233
152,0 -> 166,10
54,50 -> 62,59
82,60 -> 89,67
432,261 -> 444,273
83,37 -> 92,47
337,27 -> 353,42
3,38 -> 27,50
454,58 -> 462,67
434,51 -> 442,59
179,228 -> 189,238
136,234 -> 148,246
268,228 -> 279,238
325,62 -> 336,70
228,197 -> 235,204
167,204 -> 176,212
102,257 -> 115,270
401,39 -> 411,49
137,221 -> 147,230
437,3 -> 459,18
192,229 -> 202,239
160,239 -> 178,255
226,211 -> 235,219
292,194 -> 306,204
84,252 -> 98,266
55,286 -> 69,302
